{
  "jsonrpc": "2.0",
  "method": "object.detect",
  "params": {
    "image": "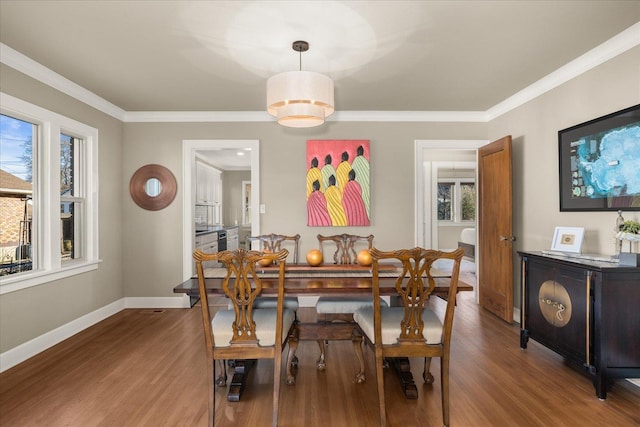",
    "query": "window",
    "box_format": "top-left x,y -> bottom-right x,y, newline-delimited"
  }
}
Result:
437,183 -> 453,220
0,93 -> 99,294
460,182 -> 476,221
437,180 -> 475,223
